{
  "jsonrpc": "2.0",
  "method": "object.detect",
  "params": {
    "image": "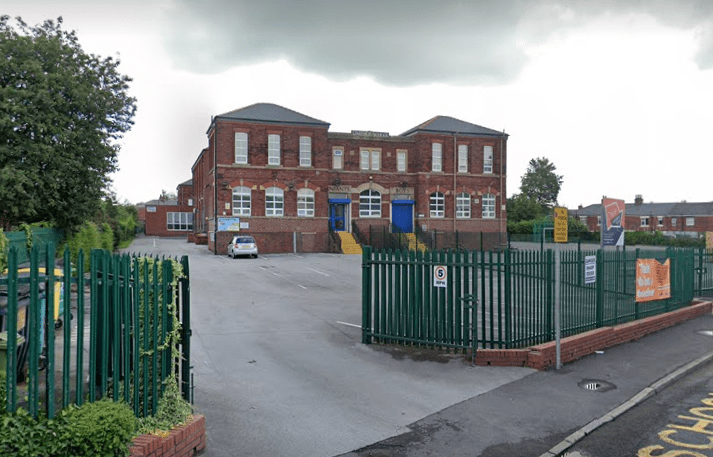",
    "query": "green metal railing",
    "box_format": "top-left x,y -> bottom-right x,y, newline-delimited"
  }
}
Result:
362,246 -> 696,351
0,243 -> 191,419
695,247 -> 713,296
